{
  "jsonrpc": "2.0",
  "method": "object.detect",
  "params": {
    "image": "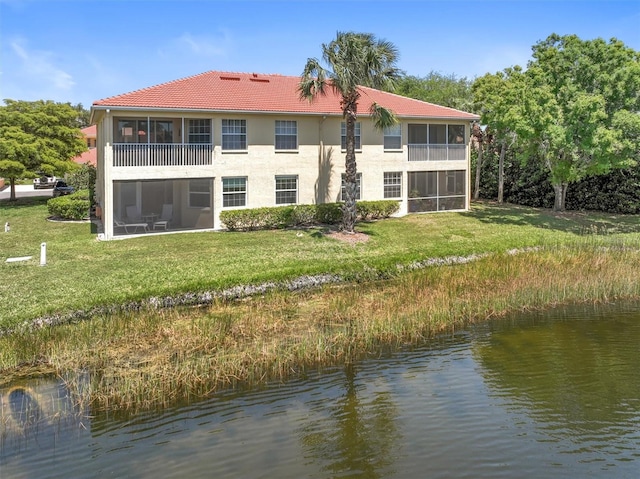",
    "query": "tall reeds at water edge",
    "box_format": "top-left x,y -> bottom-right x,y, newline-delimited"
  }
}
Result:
2,242 -> 640,413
